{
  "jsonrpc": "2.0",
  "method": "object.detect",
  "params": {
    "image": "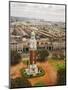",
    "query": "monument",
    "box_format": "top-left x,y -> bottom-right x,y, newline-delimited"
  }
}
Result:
25,31 -> 38,76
